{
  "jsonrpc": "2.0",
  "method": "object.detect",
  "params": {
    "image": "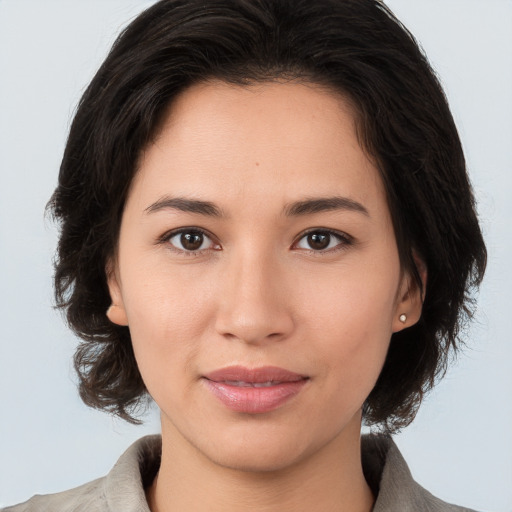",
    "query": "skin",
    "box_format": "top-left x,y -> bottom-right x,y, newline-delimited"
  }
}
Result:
107,80 -> 423,512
